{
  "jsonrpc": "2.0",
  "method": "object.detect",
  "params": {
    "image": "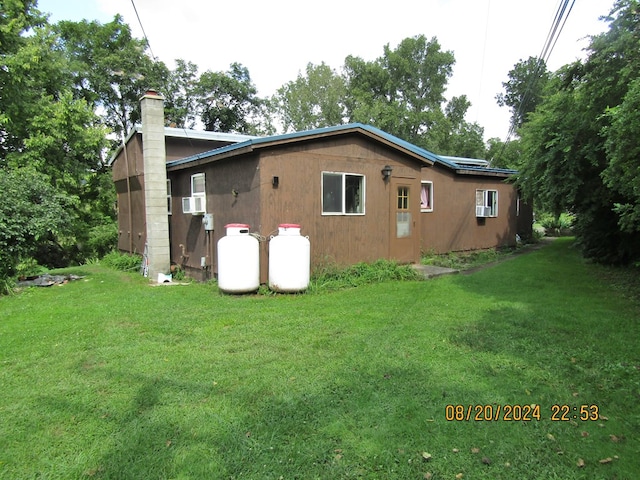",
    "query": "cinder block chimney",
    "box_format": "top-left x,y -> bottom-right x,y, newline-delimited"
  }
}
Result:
140,89 -> 170,281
